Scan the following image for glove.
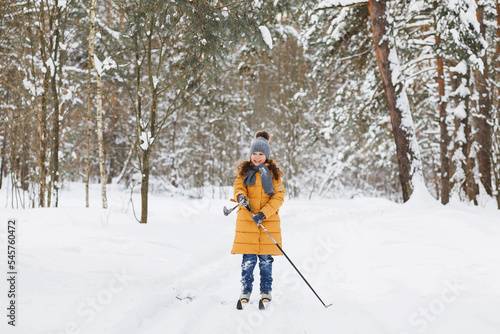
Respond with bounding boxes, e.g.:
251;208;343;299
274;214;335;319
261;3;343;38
238;194;249;207
252;212;266;226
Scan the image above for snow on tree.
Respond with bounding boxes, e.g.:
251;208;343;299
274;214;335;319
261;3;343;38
1;0;499;210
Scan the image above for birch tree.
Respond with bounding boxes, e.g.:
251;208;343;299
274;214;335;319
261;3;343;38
46;0;66;207
38;1;52;207
88;0;108;209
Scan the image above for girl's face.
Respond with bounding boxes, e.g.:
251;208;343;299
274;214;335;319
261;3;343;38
251;152;266;166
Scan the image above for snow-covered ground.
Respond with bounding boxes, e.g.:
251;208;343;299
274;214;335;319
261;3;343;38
1;183;500;334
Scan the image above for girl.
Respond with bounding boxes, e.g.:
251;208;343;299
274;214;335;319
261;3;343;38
231;130;286;308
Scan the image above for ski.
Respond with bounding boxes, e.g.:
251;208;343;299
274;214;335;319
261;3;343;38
237;291;251;310
259;291;271;310
258;298;270;310
236;298;249;310
236;297;270;310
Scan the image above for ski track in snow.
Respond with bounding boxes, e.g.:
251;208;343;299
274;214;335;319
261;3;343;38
1;183;500;334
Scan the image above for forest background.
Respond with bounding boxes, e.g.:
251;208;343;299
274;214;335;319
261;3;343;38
1;0;500;223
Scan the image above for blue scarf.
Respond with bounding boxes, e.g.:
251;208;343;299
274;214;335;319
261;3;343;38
243;165;275;196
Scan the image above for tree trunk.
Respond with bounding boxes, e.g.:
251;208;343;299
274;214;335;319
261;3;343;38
21;130;29;192
496;0;500;209
88;0;107;209
140;17;159;224
38;11;50;207
0;125;6;189
495;0;500;62
133;18;144;222
50;2;61;207
450;68;478;204
95;64;107;209
435;33;450;204
368;0;423;202
473;1;493;196
140;150;150;224
39;76;49;207
86;0;94;208
86;61;92;208
464;72;479;204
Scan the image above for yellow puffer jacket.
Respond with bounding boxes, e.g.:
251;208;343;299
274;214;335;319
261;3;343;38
231;168;285;255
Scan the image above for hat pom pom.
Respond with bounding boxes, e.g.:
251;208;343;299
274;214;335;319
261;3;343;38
255;130;270;142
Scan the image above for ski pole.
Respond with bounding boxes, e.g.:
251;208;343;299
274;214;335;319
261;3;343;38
259;223;333;308
223;201;253;216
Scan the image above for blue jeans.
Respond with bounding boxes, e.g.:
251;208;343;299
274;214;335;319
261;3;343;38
241;254;274;293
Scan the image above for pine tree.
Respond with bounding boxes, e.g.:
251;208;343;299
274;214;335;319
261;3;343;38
473;0;493;197
368;0;424;201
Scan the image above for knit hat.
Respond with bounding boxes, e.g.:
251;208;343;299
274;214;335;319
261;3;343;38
249;130;271;159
